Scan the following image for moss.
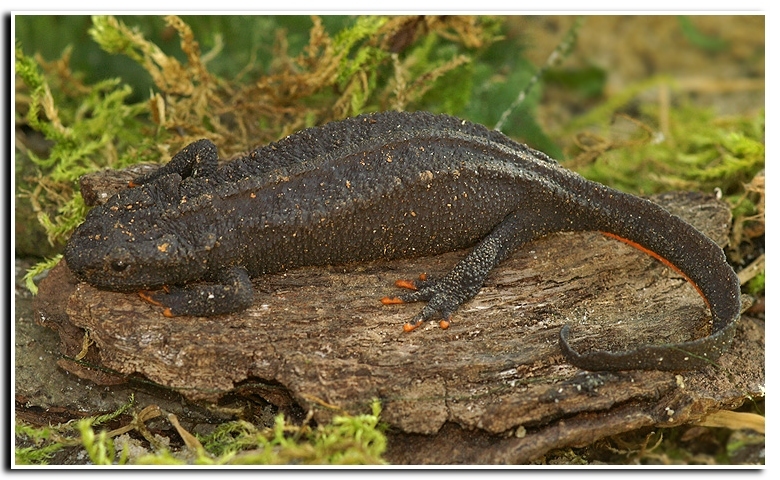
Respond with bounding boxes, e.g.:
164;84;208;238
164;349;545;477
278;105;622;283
745;270;765;296
15;396;386;465
558;79;764;265
15;395;135;465
22;254;61;295
191;400;386;465
15;40;155;254
14;423;68;465
560;79;764;196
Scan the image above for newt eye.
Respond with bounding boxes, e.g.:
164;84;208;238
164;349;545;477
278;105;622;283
110;260;129;272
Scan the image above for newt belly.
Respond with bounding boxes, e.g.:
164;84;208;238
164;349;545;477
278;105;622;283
63;111;742;372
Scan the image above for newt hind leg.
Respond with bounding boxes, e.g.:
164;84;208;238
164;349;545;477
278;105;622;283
381;276;460;331
382;211;553;332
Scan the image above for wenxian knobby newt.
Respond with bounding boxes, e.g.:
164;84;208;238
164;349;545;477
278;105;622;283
63;111;742;372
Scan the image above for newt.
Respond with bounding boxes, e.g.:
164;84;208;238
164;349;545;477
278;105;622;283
63;111;742;372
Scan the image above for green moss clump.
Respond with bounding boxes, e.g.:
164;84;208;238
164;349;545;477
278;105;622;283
191;400;386;465
15;42;155;256
566;98;764;197
15;395;135;465
15;396;387;465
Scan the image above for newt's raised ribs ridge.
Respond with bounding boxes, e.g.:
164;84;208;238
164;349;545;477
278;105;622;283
63;110;741;372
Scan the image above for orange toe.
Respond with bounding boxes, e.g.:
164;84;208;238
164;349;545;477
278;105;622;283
381;296;405;305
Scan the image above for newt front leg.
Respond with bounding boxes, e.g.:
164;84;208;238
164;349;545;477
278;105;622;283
140;266;254;317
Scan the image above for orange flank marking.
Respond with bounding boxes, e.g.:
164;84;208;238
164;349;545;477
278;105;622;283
163;308;175;318
418;273;428;281
599;231;710;308
381;296;405;305
128;180;140;188
439;319;451;330
394;279;418;290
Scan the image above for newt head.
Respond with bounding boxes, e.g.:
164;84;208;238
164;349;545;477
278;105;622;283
63;178;211;292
